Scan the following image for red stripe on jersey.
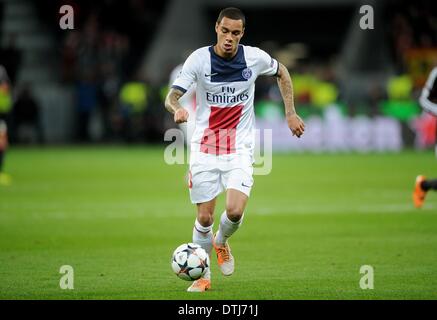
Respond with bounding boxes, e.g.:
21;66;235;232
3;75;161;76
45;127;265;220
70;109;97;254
200;105;243;155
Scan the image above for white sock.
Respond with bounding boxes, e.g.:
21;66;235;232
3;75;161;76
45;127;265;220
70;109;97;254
192;219;213;280
215;211;244;246
193;219;213;255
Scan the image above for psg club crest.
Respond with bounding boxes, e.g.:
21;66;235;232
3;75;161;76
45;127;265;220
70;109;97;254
242;68;252;80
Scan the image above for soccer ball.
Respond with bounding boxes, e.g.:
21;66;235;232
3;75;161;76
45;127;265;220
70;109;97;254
171;243;209;281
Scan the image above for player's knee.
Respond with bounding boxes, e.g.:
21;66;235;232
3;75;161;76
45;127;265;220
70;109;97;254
225;205;244;222
197;211;213;226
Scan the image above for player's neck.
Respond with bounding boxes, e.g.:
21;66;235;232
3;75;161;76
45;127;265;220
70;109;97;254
213;44;238;60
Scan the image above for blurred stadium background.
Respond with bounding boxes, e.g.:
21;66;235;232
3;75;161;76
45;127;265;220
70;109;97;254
0;0;436;149
1;0;437;300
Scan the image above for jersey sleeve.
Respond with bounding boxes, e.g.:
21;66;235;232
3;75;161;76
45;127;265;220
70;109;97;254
171;51;200;93
168;64;182;87
256;48;279;77
419;67;437;116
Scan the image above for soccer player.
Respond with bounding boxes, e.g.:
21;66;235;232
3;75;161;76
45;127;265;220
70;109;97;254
165;7;305;292
413;66;437;208
0;65;12;186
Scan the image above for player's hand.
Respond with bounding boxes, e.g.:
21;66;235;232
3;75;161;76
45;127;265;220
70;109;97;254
174;108;189;124
287;113;305;138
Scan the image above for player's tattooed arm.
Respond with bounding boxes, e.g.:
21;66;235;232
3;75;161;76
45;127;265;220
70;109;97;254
276;63;305;138
165;88;189;124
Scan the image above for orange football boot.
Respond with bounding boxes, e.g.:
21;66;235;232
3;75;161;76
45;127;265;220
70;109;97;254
213;235;235;276
413;175;427;208
187;278;211;292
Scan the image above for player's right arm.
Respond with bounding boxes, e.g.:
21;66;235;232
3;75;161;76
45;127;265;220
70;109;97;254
165;50;200;124
165;88;189;124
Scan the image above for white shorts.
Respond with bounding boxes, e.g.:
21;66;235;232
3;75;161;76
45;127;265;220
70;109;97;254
188;152;254;204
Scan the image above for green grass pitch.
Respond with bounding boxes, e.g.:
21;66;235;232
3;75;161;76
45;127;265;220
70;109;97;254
1;146;437;299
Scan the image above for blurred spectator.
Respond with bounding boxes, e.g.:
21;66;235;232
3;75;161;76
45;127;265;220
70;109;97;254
367;84;387;117
0;65;12;121
61;31;81;83
100;62;121;141
12;85;42;144
76;71;98;142
387;0;437;75
59;11;134;142
76;14;100;80
115;73;149;142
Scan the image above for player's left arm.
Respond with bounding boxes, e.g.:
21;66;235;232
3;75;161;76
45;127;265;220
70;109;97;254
276;63;305;138
165;88;189;124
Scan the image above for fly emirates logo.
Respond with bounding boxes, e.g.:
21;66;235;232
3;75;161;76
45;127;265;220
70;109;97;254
206;86;249;105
